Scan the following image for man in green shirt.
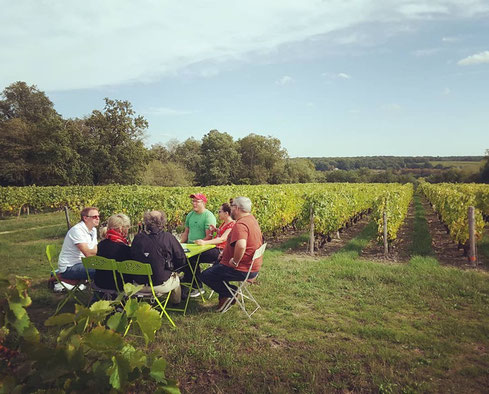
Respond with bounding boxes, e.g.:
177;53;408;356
181;193;217;297
181;193;217;243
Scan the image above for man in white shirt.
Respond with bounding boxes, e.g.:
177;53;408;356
57;207;99;280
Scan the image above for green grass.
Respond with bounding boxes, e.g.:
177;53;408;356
0;211;67;278
411;194;433;256
480;231;489;265
1;212;489;392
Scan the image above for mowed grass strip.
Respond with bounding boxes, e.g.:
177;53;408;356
1;212;489;392
411;193;433;256
0;211;67;278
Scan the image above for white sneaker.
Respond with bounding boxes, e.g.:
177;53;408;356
190;288;205;298
61;281;76;290
54;282;85;292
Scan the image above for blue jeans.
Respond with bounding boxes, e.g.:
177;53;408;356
200;263;257;298
182;248;221;288
61;263;95;280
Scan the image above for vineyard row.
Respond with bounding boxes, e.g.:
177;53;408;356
0;183;413;243
419;183;489;245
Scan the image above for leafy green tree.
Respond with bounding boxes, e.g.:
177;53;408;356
284;158;318;183
150;142;172;162
0;81;58;123
61;118;96;184
142;160;193;186
480;149;489;183
199;130;240;185
84;98;150;184
326;169;360;183
0;118;30;185
173;137;202;176
0;82;83;186
237;134;288;184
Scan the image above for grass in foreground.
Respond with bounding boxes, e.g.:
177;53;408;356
156;223;489;393
1;212;489;392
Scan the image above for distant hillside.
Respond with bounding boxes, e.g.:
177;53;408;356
306;156;484;171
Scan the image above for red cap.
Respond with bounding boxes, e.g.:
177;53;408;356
190;193;207;203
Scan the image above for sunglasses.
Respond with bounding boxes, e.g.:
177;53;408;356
86;215;100;219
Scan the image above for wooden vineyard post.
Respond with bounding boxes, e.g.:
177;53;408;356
383;211;388;257
64;206;71;230
468;206;477;263
309;205;314;256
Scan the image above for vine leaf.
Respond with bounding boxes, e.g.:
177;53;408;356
150;357;167;382
107;312;128;334
108;355;130;390
45;313;75;327
84;326;124;352
134;303;162;345
121;344;147;369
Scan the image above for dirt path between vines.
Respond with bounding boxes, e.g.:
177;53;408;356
267;214;371;257
270;197;488;271
360;200;414;263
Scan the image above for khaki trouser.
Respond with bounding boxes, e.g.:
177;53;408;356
140;272;181;304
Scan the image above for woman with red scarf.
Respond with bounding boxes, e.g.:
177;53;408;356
95;213;132;290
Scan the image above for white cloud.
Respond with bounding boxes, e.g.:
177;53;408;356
380;103;402;112
321;72;352;80
1;0;488;91
398;3;449;18
276;76;294;86
442;36;460;43
337;73;351;79
457;50;489;66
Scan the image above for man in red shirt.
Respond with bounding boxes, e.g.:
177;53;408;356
200;196;263;312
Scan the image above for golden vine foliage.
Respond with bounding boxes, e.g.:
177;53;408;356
420;183;488;244
0;183;413;240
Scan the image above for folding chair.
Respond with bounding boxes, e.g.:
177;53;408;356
46;244;87;315
117;260;176;328
82;256;120;300
221;243;267;317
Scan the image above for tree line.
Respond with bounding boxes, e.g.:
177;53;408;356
0;82;321;187
1;81;488;187
310;156;483;171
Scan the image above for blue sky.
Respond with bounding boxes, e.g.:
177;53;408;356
1;1;488;157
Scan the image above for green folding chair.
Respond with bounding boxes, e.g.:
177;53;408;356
82;256;120;300
221;243;267;317
117;260;176;328
46;244;86;315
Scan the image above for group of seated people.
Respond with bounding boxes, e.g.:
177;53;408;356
55;193;263;311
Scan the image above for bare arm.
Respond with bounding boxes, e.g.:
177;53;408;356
76;242;97;257
180;227;189;243
230;239;246;267
195;227;232;246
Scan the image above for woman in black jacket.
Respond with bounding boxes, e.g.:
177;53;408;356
95;213;132;290
130;210;186;303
